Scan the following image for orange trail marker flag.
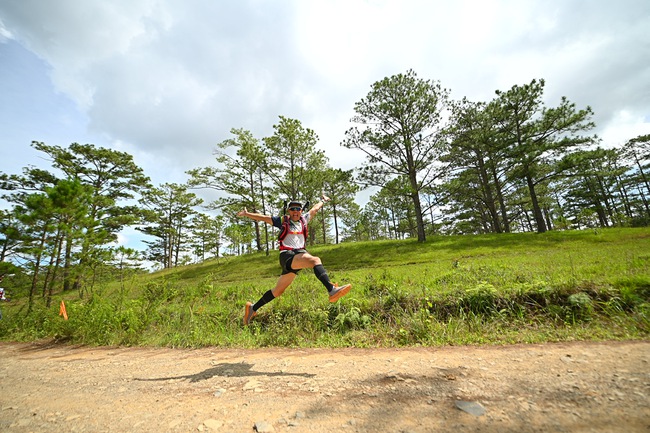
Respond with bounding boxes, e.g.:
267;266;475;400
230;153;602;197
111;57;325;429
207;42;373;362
59;300;68;320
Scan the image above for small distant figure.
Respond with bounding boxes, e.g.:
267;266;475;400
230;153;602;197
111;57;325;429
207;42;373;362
0;275;8;320
0;275;8;302
237;196;352;325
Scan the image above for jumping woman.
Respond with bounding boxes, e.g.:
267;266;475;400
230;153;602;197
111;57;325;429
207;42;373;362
236;195;352;325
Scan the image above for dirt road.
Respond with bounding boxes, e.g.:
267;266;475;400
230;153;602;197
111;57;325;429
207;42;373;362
1;340;648;432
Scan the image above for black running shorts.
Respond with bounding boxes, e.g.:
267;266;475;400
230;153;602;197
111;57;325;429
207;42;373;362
279;249;306;275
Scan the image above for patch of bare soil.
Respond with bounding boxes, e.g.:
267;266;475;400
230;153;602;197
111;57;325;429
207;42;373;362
1;340;648;432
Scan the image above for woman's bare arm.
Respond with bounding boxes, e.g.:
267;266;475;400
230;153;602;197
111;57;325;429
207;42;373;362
237;208;274;225
308;195;330;220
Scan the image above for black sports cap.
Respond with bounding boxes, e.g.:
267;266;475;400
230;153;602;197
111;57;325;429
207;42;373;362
288;200;302;208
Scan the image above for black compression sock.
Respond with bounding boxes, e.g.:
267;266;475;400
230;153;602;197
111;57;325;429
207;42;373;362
314;264;334;292
253;290;275;311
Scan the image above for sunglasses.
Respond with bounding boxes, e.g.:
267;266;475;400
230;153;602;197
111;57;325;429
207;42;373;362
288;206;302;211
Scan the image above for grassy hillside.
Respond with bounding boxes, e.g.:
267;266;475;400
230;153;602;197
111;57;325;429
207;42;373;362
1;227;649;348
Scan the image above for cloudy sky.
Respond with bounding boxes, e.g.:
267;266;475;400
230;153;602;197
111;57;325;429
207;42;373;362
1;0;649;196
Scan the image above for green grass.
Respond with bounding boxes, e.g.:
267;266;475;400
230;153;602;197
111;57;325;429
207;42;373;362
1;227;649;348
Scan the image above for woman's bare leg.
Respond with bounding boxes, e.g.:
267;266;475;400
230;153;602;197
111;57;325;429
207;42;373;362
290;252;321;270
272;272;297;297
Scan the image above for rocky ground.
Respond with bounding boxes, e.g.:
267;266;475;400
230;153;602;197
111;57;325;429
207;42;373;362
1;340;648;432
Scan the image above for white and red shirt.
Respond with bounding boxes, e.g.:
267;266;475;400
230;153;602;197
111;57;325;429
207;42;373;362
272;213;311;250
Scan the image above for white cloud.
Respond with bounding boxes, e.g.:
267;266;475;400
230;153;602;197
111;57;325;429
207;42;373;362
599;110;650;147
1;0;649;190
0;17;13;42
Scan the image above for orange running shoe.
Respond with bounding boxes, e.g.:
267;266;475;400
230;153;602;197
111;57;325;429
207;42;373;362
328;283;352;303
243;301;257;325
